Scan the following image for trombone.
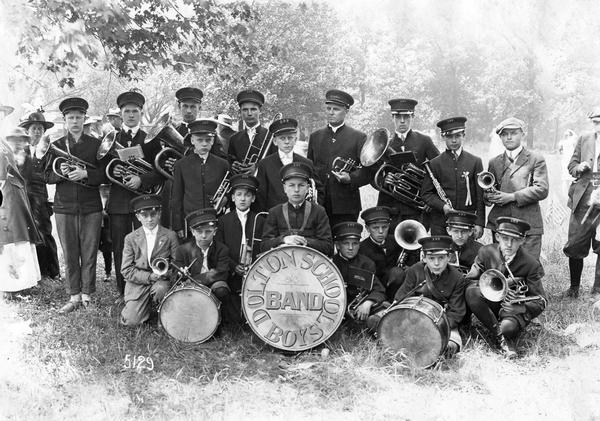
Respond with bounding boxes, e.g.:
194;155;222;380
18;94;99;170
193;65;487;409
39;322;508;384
97;131;163;195
239;212;268;272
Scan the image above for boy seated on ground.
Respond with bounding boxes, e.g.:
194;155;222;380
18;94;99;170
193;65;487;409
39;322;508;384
445;210;483;273
120;194;179;326
261;162;332;256
465;217;547;358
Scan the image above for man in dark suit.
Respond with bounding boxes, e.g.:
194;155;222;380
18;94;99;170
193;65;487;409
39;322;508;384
43;97;107;313
261;162;332;256
445;210;483;273
377;98;439;229
485;117;548;261
172;119;229;238
228;89;277;175
105;90;164;303
174;87;226;158
465;217;547;358
307;89;370;227
120;195;179;326
256;118;322;212
563;108;600;298
422;116;485;236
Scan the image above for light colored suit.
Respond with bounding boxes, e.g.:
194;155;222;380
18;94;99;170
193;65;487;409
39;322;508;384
120;225;179;326
566;132;596;211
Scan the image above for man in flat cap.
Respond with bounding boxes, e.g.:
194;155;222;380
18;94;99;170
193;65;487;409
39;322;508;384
256;117;322;212
228;89;276;175
261;162;333;255
485;117;548;261
19;110;60;282
307;89;370;227
43;97;107;313
465;217;547;358
563;108;600;298
378;98;439;229
422;116;485;237
174;87;226;159
106;90;164;304
172;119;229;238
120;194;179;326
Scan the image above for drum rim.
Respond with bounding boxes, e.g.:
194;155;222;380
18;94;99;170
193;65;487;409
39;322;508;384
159;284;221;344
241;245;347;352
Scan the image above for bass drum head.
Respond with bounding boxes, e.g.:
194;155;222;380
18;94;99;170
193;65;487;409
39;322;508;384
159;287;220;344
377;297;448;368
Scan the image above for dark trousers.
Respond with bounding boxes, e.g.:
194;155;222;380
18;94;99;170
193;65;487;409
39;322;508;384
55;212;102;295
99;212;112;276
36;203;60;278
110;213;140;296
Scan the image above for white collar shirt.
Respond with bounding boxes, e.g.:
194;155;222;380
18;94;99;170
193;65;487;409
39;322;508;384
236;208;250;244
278;150;294;166
143;226;159;265
507;145;524;161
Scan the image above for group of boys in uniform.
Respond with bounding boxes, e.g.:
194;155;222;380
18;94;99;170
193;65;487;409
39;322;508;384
11;86;555;361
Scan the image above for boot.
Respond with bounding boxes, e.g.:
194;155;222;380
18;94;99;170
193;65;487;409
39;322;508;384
564;258;583;298
494;325;514;358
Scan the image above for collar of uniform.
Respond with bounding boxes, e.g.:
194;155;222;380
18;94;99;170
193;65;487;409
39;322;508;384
123;124;140;138
395;130;409;141
143;225;158;237
244;122;260;131
195;152;209;162
196;241;213;254
369;236;386;248
447;147;463;158
278;150;293;162
506;145;523;161
288;200;306;211
67;131;83;144
328;122;345;133
236;208;250;220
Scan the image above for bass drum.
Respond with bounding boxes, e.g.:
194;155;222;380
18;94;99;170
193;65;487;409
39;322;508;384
242;245;346;352
377;296;449;368
159;283;221;344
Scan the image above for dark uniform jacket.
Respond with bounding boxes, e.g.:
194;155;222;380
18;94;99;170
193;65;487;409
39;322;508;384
376;130;439;214
359;236;402;284
171;153;229;231
227;126;277;164
18;154;49;231
449;238;483;274
421;149;485;228
173;240;232;287
176;122;227;159
0;143;42;245
260;201;333;256
486;148;549;235
333;253;386;305
43;133;106;214
394;262;466;329
466;243;547;322
307;124;370;216
255;152;323;212
216;210;265;267
566;132;597;211
121;226;179;301
106;129;164;214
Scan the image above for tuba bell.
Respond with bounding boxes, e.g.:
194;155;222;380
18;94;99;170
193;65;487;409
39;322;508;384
98;131;163;195
151;112;188;180
477;171;496;192
394;219;427;267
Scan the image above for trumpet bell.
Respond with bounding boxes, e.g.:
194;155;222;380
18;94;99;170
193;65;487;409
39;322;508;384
394;219;427;250
360;128;390;167
479;269;507;302
477;171;496;190
151;258;169;276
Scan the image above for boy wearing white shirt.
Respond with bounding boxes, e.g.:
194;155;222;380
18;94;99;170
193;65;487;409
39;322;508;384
120;195;179;326
256;118;321;212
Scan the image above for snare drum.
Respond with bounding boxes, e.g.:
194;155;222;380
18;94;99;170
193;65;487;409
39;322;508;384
377;296;449;368
159;283;221;344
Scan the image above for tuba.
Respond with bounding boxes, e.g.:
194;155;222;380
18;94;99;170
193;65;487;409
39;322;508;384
98;131;163;195
394;219;427;267
151;112;189;180
479;269;545;305
477;171;496;192
211;113;282;215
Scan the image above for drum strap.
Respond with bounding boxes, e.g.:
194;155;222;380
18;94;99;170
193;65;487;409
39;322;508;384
282;202;312;235
424;268;448;305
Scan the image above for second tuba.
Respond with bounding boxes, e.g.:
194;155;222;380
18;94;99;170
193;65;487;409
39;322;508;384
151;112;189;180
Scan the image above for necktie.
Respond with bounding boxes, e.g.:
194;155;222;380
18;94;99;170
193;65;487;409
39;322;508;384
507;153;514;163
126;129;133;147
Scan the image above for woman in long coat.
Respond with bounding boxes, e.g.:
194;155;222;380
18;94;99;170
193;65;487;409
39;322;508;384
0;128;42;298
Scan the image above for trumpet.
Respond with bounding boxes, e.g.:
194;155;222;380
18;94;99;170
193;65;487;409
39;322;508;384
479;268;545;305
150;257;170;276
211;113;282;214
151;257;202;286
477;171;497;192
150;112;189;180
394;219;427;267
98;131;163;195
42;141;98;188
332;156;361;173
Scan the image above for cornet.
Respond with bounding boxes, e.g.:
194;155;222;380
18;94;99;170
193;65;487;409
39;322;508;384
479;269;545;305
150;257;170;276
477;171;497;192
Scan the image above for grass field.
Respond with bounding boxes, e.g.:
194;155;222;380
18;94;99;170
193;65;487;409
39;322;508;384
2;154;600;420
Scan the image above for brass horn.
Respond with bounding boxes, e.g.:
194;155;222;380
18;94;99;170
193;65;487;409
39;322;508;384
331;127;391;173
45;141;98;188
150;257;170;276
151;112;188;180
479;269;508;302
394;219;427;268
477;171;496;192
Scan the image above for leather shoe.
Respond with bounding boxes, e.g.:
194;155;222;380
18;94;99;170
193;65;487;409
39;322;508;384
562;287;579;299
58;301;81;314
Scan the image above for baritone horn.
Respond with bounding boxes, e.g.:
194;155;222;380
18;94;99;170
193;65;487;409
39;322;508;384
151;112;189;180
331;127;390;174
394;219;427;267
40;139;98;188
